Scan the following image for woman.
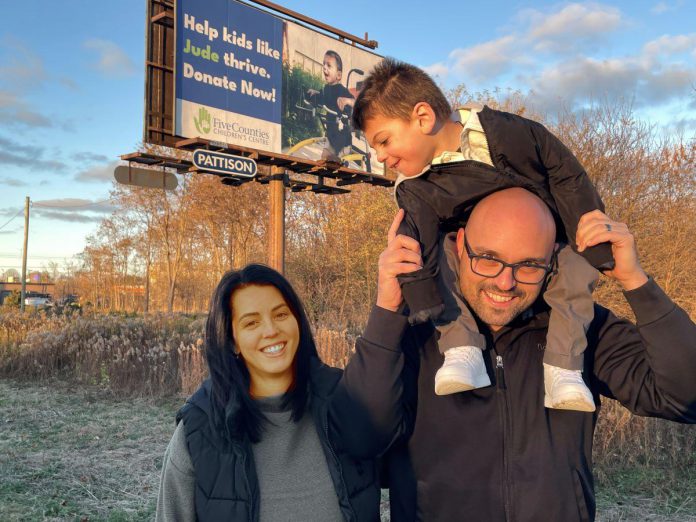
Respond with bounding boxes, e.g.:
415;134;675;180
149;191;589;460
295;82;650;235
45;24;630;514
155;264;380;521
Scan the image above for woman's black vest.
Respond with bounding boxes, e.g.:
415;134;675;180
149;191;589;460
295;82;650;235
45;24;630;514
176;360;380;521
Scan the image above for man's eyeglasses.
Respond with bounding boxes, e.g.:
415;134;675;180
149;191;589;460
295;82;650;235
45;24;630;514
464;238;556;285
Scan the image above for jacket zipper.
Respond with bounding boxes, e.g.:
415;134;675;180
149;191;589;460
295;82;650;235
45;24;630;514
237;446;256;522
496;353;513;522
323;411;357;522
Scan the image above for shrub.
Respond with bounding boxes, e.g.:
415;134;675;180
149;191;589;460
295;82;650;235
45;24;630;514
0;312;206;396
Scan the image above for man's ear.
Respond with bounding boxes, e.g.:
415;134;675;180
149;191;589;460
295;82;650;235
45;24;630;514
456;228;466;260
412;102;438;135
551;241;560;263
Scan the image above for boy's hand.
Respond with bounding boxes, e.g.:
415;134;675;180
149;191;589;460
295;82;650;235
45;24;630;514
337;97;354;112
377;209;423;312
576;210;648;291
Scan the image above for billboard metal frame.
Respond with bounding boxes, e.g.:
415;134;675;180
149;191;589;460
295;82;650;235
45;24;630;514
138;0;394;186
125;0;394;274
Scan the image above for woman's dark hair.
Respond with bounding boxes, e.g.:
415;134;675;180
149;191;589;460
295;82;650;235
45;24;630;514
205;264;318;443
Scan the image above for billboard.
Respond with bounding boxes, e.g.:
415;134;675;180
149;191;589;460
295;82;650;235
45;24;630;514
174;0;384;175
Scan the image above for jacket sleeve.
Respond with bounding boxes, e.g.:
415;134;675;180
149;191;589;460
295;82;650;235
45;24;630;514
327;306;416;458
395;182;446;323
529;121;615;271
590;278;696;422
155;421;196;522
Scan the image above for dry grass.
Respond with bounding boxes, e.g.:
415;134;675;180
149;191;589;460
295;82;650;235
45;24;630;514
0;310;207;397
0;311;353;398
1;378;693;521
1;311;695;520
0;378;180;520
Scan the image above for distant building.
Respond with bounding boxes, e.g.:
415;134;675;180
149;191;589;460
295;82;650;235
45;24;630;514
0;282;55;306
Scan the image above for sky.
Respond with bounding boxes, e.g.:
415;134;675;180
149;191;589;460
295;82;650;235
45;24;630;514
1;0;694;275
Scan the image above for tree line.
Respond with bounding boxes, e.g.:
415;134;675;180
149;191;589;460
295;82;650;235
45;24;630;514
57;96;695;328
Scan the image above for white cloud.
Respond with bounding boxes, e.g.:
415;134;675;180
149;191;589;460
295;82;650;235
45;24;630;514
72;151;110;163
423;62;449;81
651;1;683;14
32;198;115;223
528;3;622;43
524;55;695;113
652;2;669;13
0;177;28;187
643;34;696;58
0;135;65;170
0;38;47;91
0;89;53;129
422;3;695;115
32;210;105;224
75;161;120;183
424;3;626;84
448;36;518;82
83;39;136;77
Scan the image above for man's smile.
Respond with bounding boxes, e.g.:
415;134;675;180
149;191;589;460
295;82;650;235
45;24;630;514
483;290;515;304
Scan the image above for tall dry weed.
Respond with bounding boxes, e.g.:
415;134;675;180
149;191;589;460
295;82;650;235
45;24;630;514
0;311;206;397
3;309;694;485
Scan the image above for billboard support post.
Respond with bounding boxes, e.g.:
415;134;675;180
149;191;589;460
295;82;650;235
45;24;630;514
268;166;285;274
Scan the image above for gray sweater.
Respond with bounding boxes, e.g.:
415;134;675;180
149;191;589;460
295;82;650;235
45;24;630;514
155;395;344;521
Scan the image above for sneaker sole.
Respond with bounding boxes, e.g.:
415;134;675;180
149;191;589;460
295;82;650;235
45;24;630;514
435;372;491;396
544;394;596;412
435;381;476;395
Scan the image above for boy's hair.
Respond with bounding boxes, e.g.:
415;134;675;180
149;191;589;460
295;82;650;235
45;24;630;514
324;50;343;72
352;57;451;131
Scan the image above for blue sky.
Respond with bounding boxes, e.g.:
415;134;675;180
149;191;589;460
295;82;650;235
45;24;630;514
1;0;694;274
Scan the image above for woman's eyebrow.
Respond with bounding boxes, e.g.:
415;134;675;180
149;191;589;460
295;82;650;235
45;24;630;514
237;311;260;321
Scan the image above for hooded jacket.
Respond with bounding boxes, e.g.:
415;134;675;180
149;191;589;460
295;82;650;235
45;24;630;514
332;279;696;521
178;358;381;521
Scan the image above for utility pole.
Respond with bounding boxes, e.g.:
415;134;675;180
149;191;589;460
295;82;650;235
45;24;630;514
268;166;286;274
20;196;30;312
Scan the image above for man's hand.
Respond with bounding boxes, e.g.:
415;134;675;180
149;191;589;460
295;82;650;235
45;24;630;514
576;210;648;291
377;209;423;312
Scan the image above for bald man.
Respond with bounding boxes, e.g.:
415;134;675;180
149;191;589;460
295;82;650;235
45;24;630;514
336;188;696;521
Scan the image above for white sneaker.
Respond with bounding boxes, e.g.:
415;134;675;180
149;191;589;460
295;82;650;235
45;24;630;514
543;363;596;412
434;346;491;396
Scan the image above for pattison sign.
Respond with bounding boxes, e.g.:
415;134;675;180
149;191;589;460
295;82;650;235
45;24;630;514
192;149;257;178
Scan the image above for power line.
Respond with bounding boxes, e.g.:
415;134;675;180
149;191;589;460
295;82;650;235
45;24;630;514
0;252;76;258
0;208;23;231
0;255;74;260
32;199;112;209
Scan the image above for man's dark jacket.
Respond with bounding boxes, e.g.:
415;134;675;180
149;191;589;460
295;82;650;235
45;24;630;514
331;280;696;521
178;358;380;521
396;106;614;322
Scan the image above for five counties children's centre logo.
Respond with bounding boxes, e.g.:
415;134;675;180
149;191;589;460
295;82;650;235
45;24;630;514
193;107;212;134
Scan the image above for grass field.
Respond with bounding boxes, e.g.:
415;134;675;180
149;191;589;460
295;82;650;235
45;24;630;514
1;378;694;521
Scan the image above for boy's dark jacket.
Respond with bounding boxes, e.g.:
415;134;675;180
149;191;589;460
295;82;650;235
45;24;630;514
177;358;380;521
330;279;696;521
396;106;614;322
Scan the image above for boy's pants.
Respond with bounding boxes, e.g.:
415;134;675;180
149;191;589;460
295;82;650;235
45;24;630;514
436;233;598;371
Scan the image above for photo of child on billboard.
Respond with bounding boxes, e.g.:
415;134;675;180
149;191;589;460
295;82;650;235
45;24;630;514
281;22;383;175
